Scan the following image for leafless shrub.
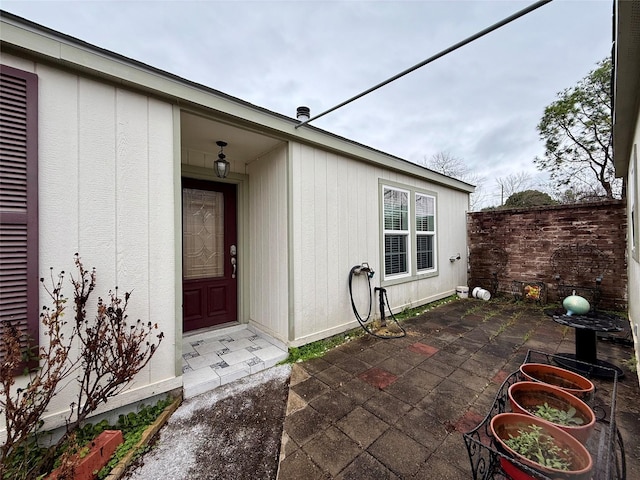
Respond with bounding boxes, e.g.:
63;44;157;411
0;255;163;479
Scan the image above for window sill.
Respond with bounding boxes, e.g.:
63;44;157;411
382;270;438;287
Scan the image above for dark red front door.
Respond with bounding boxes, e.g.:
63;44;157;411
182;179;237;332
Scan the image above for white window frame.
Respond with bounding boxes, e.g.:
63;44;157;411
631;145;639;262
380;181;438;283
415;192;437;273
382;185;411;279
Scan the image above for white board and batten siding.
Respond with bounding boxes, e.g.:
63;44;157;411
627;102;640;358
246;144;289;342
0;53;180;435
290;142;469;346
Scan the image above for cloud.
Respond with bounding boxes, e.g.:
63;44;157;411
3;0;612;201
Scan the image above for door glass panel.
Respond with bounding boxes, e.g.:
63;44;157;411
183;188;224;279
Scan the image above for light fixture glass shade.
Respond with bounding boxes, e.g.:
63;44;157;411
214;140;230;178
215;158;230;178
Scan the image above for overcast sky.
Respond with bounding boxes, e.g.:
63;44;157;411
3;0;612;207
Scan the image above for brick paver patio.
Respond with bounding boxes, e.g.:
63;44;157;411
277;298;639;479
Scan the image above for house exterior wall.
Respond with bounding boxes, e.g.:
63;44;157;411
627;101;640;366
0;53;180;436
0;12;475;435
246;144;289;342
289;142;469;345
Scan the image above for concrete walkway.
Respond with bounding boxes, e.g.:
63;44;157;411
277;299;640;479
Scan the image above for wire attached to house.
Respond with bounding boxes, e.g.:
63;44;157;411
348;264;406;339
296;0;553;129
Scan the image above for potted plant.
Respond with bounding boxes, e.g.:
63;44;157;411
520;363;594;400
491;413;593;480
508;382;595;443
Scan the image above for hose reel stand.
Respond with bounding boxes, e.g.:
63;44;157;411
348;263;406;339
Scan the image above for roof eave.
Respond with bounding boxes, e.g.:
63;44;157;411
613;0;640;178
0;10;474;194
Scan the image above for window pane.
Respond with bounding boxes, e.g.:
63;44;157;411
183;188;224;279
384;189;408;230
416;234;434;270
385;234;407;275
416;194;435;232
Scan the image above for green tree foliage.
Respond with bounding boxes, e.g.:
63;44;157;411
535;57;622;200
504;190;557;208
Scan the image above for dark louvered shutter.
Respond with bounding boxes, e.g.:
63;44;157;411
0;65;38;365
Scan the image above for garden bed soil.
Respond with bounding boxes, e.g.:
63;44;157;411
123;365;291;480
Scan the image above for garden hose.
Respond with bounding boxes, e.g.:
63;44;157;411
348;264;406;339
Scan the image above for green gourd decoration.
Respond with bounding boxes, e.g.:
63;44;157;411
562;291;590;316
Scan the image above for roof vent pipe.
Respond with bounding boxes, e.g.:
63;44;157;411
296;106;310;122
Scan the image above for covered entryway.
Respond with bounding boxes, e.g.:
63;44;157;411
179;111;285;337
179;111;290;395
182;178;237;332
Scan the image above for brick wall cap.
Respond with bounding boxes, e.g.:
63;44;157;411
468;199;626;217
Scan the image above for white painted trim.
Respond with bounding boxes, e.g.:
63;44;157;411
288;319;362;348
381;185;412;280
180;164;250;330
172;105;183;378
287;141;295;343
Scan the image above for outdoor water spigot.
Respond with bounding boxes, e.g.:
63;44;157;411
351;262;374;277
360;262;375;278
361;262;376;278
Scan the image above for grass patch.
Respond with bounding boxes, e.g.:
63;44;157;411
284;330;363;363
481;308;502;323
283;294;459;364
624;355;637;373
462;303;484;318
489;311;521;341
393;294;459;321
522;328;534;343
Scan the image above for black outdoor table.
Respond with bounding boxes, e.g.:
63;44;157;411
552;311;624;379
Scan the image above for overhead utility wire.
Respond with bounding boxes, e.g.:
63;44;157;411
295;0;553;129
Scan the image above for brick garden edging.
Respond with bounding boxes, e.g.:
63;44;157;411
104;396;182;480
48;430;124;480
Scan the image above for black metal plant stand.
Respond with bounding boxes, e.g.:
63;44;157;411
463;350;625;479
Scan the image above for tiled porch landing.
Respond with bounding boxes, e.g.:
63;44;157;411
182;324;289;398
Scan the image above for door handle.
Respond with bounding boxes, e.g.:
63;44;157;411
231;257;237;279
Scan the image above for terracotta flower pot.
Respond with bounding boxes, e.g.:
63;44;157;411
491;413;593;480
520;363;594;400
508;382;595;443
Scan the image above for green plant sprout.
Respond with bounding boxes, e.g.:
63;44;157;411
624;355;637;373
505;424;572;471
530;403;584;426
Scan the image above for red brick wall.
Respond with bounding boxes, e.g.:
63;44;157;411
467;200;627;309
